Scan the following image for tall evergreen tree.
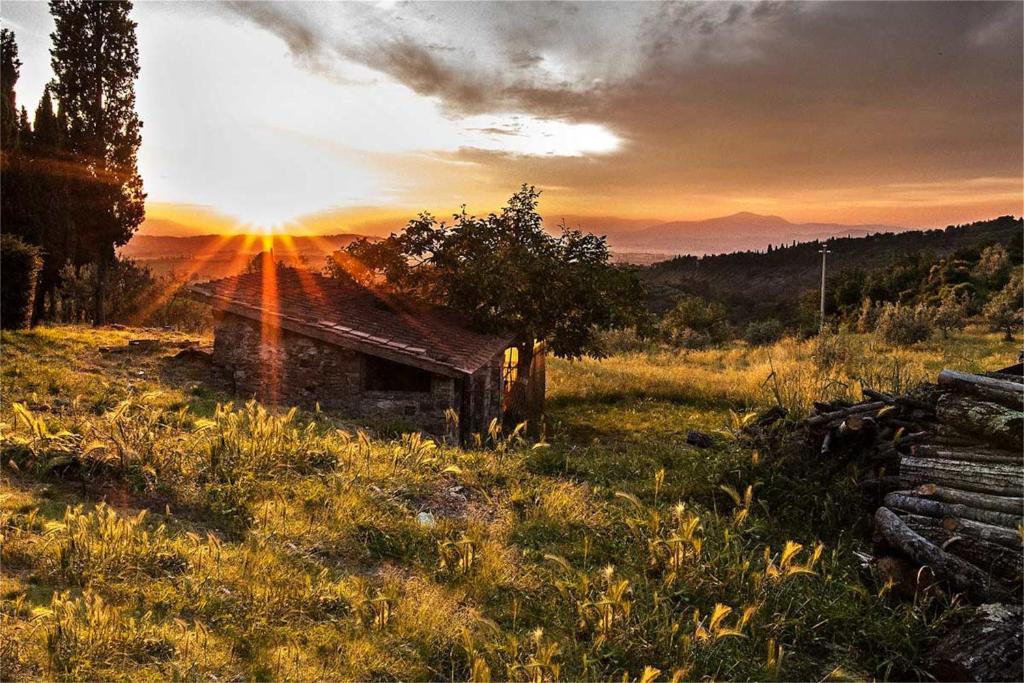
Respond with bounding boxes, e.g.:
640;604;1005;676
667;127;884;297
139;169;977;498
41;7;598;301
0;27;19;151
29;86;70;323
1;28;28;241
49;0;145;324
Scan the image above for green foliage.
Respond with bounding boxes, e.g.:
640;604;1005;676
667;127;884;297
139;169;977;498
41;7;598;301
336;185;646;358
48;0;146;324
982;269;1024;341
0;233;42;329
1;27;20;150
646;217;1022;328
743;319;783;346
660;295;730;348
932;290;970;338
52;257;209;331
875;303;934;346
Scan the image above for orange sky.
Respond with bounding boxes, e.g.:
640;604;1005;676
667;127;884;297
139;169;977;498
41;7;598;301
4;1;1021;237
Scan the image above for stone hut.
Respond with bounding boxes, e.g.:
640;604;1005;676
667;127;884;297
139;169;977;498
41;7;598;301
190;268;544;440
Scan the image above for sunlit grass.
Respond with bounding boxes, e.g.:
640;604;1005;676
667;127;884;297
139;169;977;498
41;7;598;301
548;327;1018;417
1;324;1002;680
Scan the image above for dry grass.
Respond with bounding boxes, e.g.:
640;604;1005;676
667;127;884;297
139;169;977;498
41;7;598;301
2;324;1009;681
548;327;1018;417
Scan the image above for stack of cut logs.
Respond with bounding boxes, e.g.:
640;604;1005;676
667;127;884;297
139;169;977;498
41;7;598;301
799;366;1023;681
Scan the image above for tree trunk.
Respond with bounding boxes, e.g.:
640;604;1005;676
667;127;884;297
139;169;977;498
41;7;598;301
30;268;48;327
913;483;1024;514
928;603;1023;682
912;444;1022;465
883;491;1022;530
899;456;1023;497
874;507;1011;602
935;394;1023;450
903;514;1023;582
937;370;1024;410
93;252;107;326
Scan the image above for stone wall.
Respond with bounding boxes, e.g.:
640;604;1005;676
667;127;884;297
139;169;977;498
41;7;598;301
461;349;505;440
211;312;460;435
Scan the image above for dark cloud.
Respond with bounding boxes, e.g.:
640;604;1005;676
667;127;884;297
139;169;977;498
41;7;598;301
220;1;1022;219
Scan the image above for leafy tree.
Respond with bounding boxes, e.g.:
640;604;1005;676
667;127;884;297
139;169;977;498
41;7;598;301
973;244;1011;290
335;185;645;419
932;290;970;338
660;295;730;348
49;0;145;324
875;303;933;346
982;270;1023;341
743;318;784;346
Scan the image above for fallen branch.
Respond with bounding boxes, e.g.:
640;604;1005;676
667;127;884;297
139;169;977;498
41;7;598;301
883;491;1022;530
874;507;1011;602
903;514;1023;582
913;483;1024;515
805;401;886;428
938;369;1024;410
912;444;1022;465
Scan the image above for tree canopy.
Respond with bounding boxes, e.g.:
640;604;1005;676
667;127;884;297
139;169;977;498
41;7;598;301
331;185;645;359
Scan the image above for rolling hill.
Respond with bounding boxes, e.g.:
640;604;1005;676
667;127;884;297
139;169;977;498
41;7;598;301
609;212;899;255
120;233;373;280
641;215;1023;325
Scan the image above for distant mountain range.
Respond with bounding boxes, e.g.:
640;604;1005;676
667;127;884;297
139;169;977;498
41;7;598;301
120;233;372;281
595;212;900;256
136;211;908;260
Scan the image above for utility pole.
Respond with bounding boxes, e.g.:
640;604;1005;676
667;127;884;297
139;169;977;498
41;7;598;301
819;243;831;332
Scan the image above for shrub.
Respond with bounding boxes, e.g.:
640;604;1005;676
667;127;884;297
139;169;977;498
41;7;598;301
932;290;970;338
53;257;211;331
1;233;42;329
875;303;934;346
982;270;1024;341
660;295;730;349
855;298;880;333
596;326;656;355
743;319;784;346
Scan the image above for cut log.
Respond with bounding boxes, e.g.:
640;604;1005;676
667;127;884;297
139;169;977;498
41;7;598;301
900;512;1023;551
912;444;1022;465
937;516;1022;550
899;456;1024;497
914;483;1024;515
883;491;1022;530
928;603;1023;682
935;394;1023;450
806;401;886;427
938;369;1024;410
862;388;894;403
874;507;1012;602
903;515;1023;581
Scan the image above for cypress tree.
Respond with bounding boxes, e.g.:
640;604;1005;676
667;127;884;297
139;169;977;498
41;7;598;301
49;0;145;325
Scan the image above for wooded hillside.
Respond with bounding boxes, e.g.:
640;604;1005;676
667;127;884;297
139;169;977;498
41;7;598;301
643;216;1022;326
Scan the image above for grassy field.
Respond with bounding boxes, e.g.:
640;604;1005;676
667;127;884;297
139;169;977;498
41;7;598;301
1;326;1017;681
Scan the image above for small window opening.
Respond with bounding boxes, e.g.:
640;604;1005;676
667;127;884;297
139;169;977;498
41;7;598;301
364;355;432;392
502;346;519;394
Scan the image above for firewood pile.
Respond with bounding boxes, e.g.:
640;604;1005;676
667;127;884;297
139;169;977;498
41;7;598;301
791;365;1023;681
797;367;1022;601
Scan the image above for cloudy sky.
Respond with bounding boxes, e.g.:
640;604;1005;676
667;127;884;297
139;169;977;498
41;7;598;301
2;1;1022;235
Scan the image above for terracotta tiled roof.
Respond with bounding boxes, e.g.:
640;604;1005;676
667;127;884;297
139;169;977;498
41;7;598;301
190;268;515;376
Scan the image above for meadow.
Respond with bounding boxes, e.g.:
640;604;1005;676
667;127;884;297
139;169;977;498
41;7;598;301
1;325;1018;681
